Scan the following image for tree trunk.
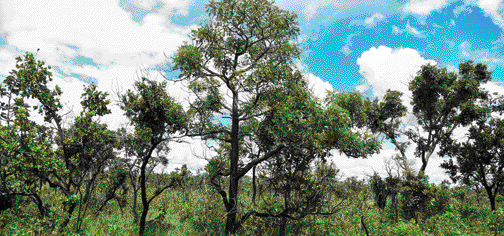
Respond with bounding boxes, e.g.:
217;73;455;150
59;202;77;231
419;156;428;173
28;193;46;220
484;185;496;211
131;175;140;224
252;166;256;205
279;217;287;236
279;185;291;236
225;95;240;235
139;159;149;236
225;177;239;235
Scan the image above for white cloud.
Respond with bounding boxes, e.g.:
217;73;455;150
453;2;473;17
364;13;385;26
0;0;209;173
391;22;426;37
274;0;385;20
356;45;436;106
1;0;195;71
305;73;334;101
402;0;451;15
406;22;423;35
392;25;401;34
476;0;504;29
482;81;504;96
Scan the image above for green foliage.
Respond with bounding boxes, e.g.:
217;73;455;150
488;207;504;235
423;212;467;236
371;173;389;210
408;61;492;172
398;170;434;221
440;101;504;211
382;220;425;236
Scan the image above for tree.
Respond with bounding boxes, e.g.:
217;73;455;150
242;72;379;235
0;52;65;227
407;61;491;173
172;0;302;234
119;77;189;236
0;52;118;233
440;96;504;211
361;62;492;174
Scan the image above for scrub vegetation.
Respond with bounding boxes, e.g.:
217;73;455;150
1;0;504;235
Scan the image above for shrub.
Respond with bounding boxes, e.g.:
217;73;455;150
423;212;467;236
488;207;504;235
383;220;425;236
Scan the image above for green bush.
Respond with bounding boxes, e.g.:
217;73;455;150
398;170;434;222
383;220;425;236
488;207;504;235
423;212;467;236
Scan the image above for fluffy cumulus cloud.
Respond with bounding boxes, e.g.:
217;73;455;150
0;0;196;72
402;0;451;15
305;73;334;101
356;45;436;101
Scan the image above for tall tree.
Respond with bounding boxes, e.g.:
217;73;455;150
440;95;504;211
172;0;301;234
119;77;189;236
407;61;491;173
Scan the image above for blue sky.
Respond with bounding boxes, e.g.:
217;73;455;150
1;0;504;182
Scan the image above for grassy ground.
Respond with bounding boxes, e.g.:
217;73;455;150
1;179;504;235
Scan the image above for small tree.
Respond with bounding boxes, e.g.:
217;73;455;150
0;52;118;233
119;77;189;235
243;73;380;235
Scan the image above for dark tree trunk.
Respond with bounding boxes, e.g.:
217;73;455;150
139;159;149;236
279;186;291;236
419;156;428;173
225;96;240;235
252;166;256;205
29;193;46;220
484;185;496;211
59;202;77;231
279;217;287;236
